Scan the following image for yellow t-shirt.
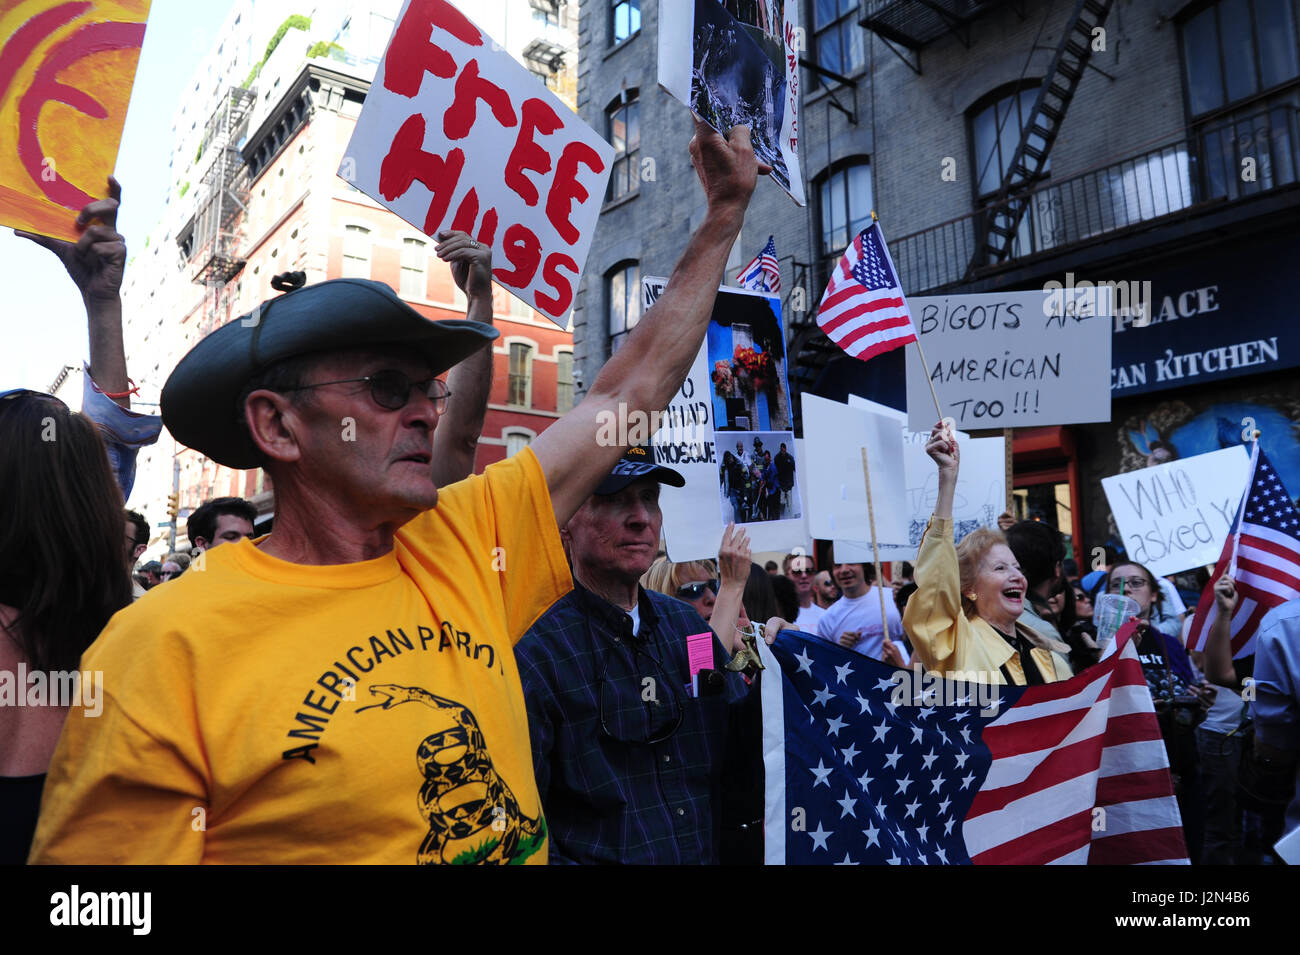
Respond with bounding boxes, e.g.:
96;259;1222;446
29;449;571;864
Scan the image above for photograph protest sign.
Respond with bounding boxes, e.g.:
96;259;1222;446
340;0;613;326
802;393;907;547
1101;445;1251;577
903;289;1112;431
0;0;150;241
658;0;805;205
644;277;807;560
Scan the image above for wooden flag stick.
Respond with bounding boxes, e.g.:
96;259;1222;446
861;446;891;659
1004;427;1015;515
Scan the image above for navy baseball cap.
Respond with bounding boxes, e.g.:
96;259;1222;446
593;445;686;496
161;278;497;468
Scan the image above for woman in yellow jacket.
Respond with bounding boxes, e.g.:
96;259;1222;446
902;423;1072;685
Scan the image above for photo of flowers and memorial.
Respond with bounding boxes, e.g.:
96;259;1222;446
707;289;791;432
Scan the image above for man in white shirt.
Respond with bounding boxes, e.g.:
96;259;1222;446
817;562;904;661
783;552;823;632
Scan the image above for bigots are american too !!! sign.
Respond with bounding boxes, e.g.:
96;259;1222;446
341;0;613;326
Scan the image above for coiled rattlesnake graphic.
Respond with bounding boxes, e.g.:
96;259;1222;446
359;683;545;864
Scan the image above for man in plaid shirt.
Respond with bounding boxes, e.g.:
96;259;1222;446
515;450;764;864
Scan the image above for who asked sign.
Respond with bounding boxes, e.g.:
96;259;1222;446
340;0;613;327
903;289;1112;431
1101;445;1251;577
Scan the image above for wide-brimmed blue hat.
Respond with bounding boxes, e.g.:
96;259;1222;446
161;278;497;468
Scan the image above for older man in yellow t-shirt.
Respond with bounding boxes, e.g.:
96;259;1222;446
29;120;763;865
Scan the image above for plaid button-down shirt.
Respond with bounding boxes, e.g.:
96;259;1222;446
515;582;754;864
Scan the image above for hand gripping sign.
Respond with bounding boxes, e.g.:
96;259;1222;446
0;1;150;241
341;0;613;327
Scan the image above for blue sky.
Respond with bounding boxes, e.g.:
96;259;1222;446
0;1;237;395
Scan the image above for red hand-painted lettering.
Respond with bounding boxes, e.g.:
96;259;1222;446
535;252;578;316
443;58;516;140
504;97;562;206
383;0;482;97
379;114;465;233
11;13;145;210
545;141;604;245
492;223;542;289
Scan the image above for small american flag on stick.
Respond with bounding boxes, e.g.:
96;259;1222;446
1186;445;1300;657
816;220;918;362
736;235;781;293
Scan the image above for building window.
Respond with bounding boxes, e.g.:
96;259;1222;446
556;350;574;413
1181;0;1300;199
341;224;371;278
968;85;1052;258
612;0;640;44
969;85;1049;199
607;261;641;353
508;342;534;407
505;431;532;457
1183;0;1299;116
818;161;873;256
400;237;426;298
607;92;639;201
813;0;864;77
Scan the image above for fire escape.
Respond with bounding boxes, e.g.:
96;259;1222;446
187;87;255;334
792;0;1110;418
968;0;1114;275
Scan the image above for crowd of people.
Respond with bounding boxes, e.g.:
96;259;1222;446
719;437;797;523
2;118;1296;867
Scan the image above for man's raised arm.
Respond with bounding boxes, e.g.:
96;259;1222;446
431;229;494;487
531;119;762;525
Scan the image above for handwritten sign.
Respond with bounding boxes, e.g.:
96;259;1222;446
848;396;1005;553
341;0;613;326
802;393;908;546
903;289;1111;431
0;0;149;240
646;278;808;561
1101;446;1251;577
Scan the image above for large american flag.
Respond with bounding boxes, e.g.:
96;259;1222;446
736;235;781;293
759;624;1187;864
1186;446;1300;657
816;221;918;361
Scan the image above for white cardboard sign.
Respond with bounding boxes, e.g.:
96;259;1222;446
1101;446;1252;576
904;289;1112;431
802;393;907;546
848;396;1005;556
340;0;613;326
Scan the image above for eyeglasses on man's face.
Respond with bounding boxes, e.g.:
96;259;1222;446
284;370;451;413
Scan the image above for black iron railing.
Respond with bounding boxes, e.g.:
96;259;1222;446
889;97;1300;294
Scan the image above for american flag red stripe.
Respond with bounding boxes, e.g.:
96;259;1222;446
962;624;1187;865
1186;447;1300;656
816;222;918;362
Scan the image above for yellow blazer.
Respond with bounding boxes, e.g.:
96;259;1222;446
903;517;1073;685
